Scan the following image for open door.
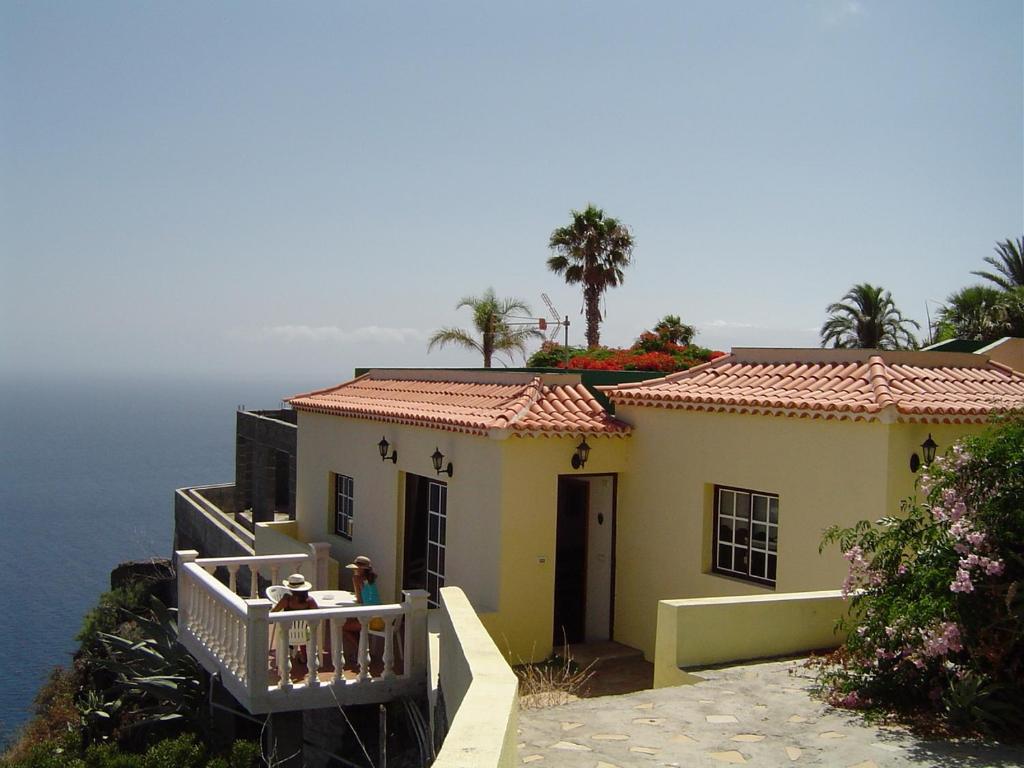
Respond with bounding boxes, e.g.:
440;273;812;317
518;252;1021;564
403;473;447;608
553;475;616;646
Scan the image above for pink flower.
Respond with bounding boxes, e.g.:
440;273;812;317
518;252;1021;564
950;569;974;593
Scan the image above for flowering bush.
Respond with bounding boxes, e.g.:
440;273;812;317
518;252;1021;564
528;336;723;372
818;413;1024;734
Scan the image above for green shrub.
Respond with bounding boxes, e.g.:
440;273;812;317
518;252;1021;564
204;741;259;768
77;583;150;651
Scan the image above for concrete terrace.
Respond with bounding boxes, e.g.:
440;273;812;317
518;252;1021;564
517;658;1024;767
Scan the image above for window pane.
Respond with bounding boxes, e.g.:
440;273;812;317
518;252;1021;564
429;483;440;510
439;516;446;544
751;551;766;579
438;547;445;576
734;516;749;545
718;517;734;544
735;547;749;575
767;554;777;582
428;544;439;572
734;493;750;521
719;490;734;517
752;495;768;522
717;544;732;571
769;498;779;524
751;523;768;549
768;527;778;552
429;514;439;542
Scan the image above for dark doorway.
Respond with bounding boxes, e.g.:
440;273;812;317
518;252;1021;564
403;475;429;594
554;477;589;645
403;474;447;608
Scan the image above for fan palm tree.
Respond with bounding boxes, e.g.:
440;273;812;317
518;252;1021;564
428;289;541;368
652;314;696;345
820;283;920;350
973;237;1024;290
936;285;1012;342
547;204;635;349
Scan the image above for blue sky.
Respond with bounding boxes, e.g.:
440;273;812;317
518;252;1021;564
2;1;1021;387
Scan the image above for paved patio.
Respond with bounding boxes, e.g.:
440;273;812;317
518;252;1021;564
517;658;1024;767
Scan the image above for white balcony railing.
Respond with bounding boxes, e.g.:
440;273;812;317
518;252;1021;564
175;549;429;714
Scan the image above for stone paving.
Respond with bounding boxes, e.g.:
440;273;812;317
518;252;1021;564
517;658;1024;767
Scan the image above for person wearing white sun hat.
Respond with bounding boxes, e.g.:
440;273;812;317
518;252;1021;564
270;573;319;669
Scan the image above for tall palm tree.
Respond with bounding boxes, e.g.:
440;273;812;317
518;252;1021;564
428;288;541;368
547;204;635;349
820;283;920;350
973;237;1024;290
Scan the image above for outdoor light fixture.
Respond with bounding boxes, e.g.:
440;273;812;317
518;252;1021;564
571;438;591;470
431;447;453;477
378;436;397;464
909;433;939;473
921;434;938;466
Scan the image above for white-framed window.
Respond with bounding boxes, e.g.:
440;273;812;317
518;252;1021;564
334;473;354;539
714;485;778;586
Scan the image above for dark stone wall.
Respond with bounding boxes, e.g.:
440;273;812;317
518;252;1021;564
235;410;297;523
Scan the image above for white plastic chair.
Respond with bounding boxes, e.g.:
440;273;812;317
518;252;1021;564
265;585;310;662
367;613;403;665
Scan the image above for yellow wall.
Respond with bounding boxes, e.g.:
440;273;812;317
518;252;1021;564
885;421;985;509
612;406;991;661
295;412;504;608
653;590;849;688
483;434;631;662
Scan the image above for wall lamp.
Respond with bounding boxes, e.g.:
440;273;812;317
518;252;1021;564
571;438;591;470
378;436;397;464
431;447;453;477
910;433;938;473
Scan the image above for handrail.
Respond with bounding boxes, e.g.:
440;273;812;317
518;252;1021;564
196;553;309;567
265;603;406;623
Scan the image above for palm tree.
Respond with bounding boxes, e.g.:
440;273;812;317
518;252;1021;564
428;289;541;368
652;314;695;345
972;237;1024;290
936;285;1012;342
820;283;920;350
547;204;635;349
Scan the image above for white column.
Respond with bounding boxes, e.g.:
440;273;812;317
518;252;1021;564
175;550;199;640
402;589;430;685
246;599;271;711
309;542;331;589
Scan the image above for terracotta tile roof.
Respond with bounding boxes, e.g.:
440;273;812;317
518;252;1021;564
287;370;631;437
601;349;1024;423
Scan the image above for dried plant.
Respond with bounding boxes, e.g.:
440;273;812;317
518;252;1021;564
513;643;596;710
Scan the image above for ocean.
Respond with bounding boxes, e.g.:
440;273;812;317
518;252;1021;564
0;373;310;744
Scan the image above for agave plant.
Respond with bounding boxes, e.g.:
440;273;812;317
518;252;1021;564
86;597;207;739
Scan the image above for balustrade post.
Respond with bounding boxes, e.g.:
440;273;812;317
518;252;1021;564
249;567;259;599
309;542;331;589
247;599;272;712
174;550;199;640
357;625;370;683
402;590;430;685
307;618;321;688
227;564;239;594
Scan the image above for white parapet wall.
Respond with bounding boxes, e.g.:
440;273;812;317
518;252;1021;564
434;586;519;768
654;590;849;688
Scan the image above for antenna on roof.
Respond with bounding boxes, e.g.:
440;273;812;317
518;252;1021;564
541;293;571;367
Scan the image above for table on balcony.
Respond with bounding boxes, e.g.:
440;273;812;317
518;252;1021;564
309;590;357;607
